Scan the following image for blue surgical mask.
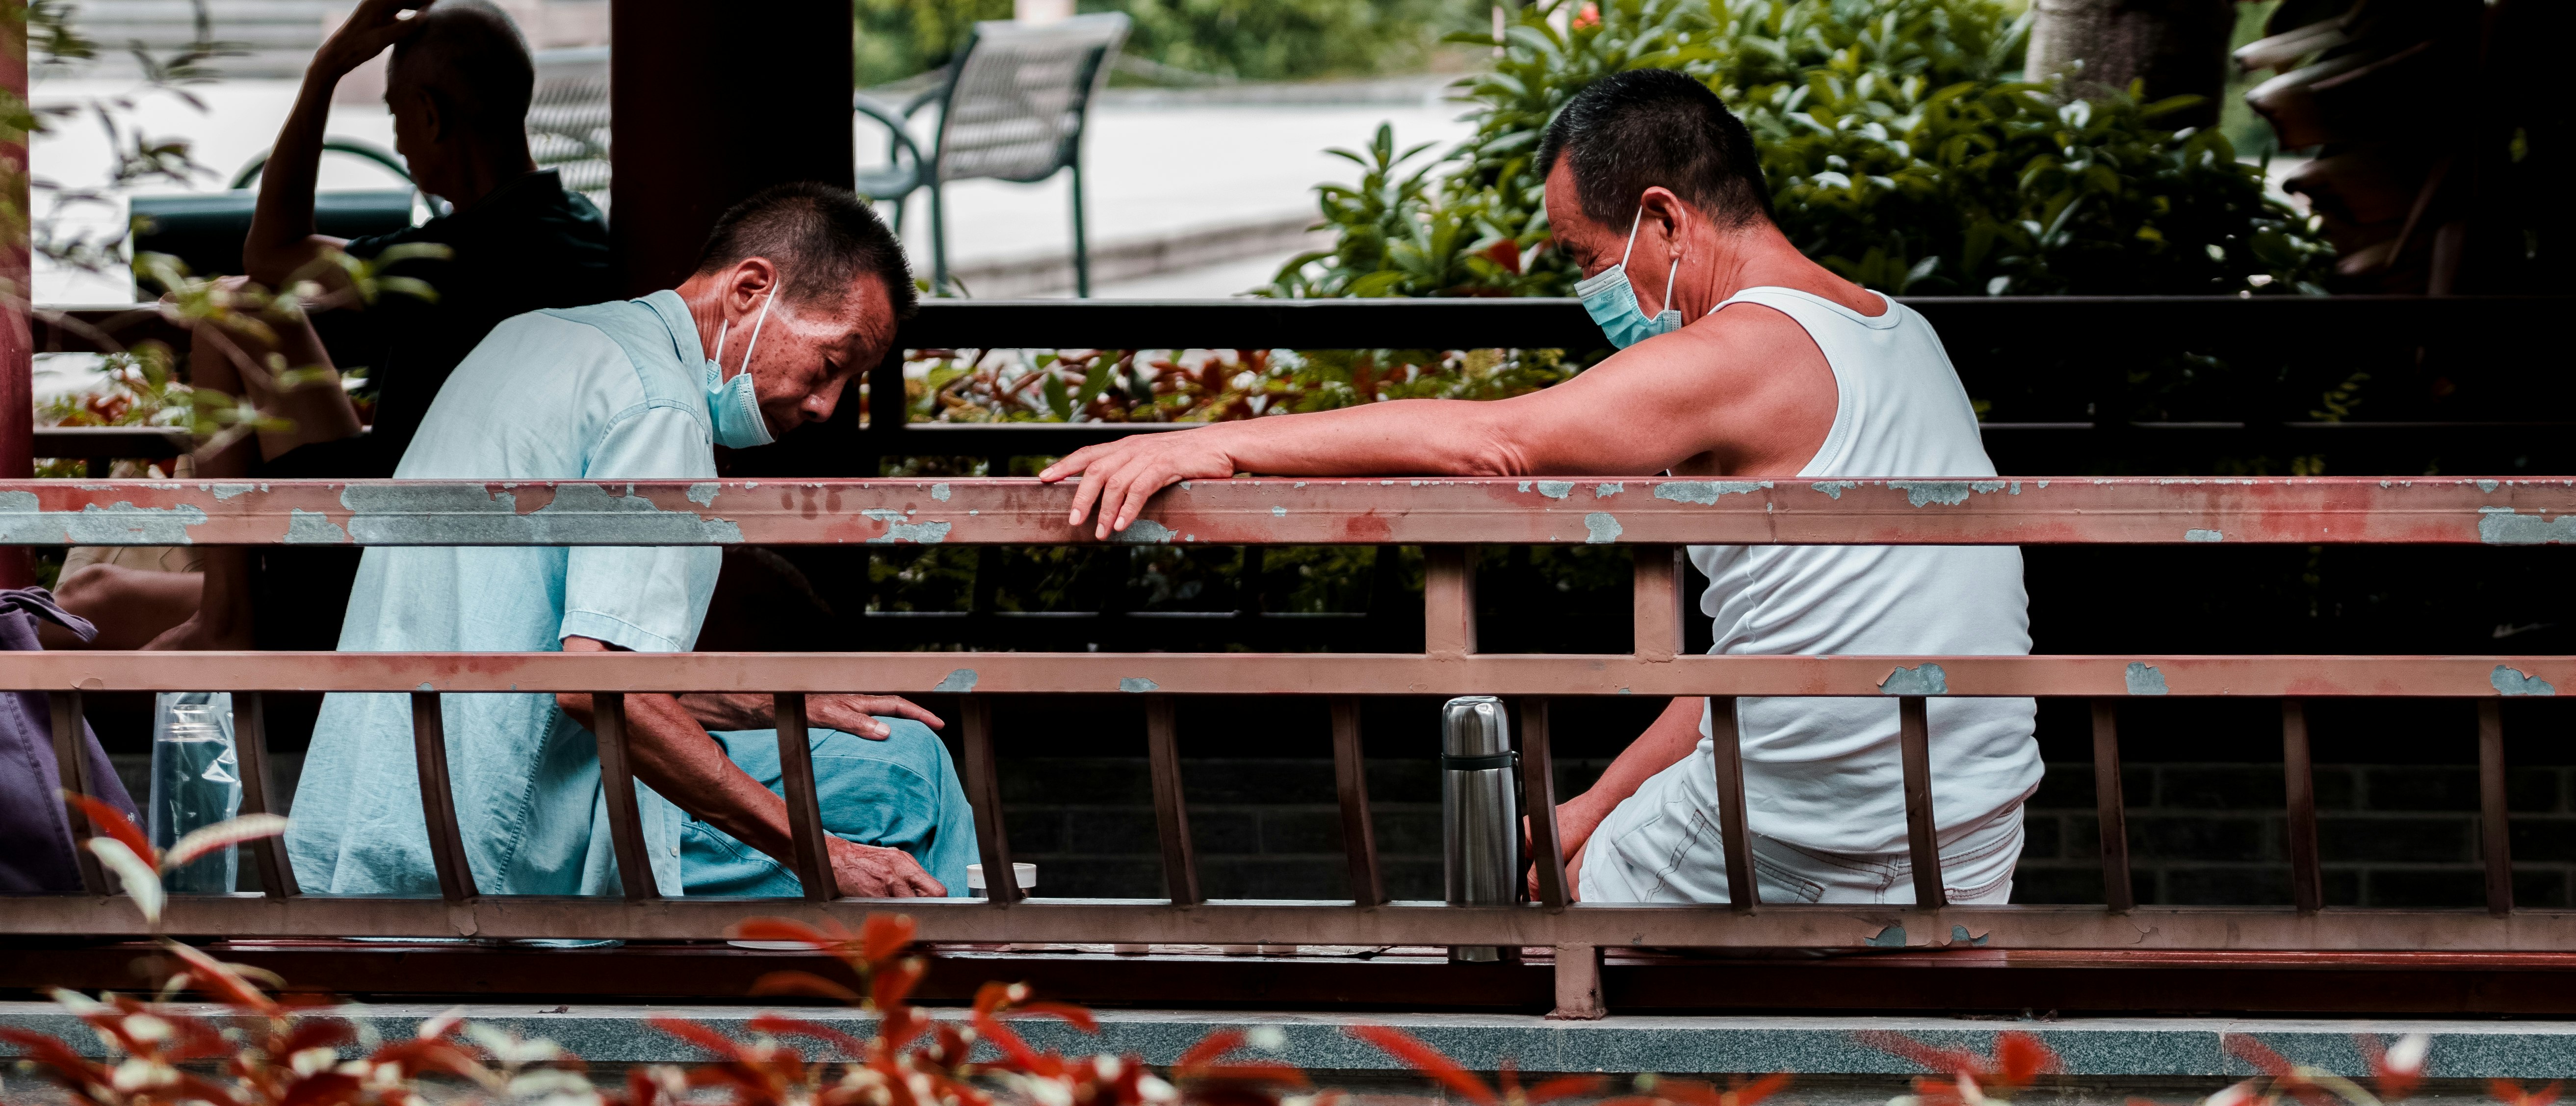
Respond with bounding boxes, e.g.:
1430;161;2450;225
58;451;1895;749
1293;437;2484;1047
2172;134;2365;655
703;287;781;448
1574;205;1684;348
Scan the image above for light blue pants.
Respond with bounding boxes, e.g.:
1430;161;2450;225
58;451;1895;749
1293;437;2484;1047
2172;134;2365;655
682;719;978;897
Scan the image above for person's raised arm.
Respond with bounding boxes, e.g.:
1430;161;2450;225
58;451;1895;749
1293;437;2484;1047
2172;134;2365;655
242;0;423;285
555;635;945;897
1037;312;1830;538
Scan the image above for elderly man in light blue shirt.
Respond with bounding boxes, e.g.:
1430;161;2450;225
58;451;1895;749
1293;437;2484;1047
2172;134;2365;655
287;182;963;899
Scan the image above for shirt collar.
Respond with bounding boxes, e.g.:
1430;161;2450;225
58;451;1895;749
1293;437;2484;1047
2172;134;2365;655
429;168;565;226
639;289;708;371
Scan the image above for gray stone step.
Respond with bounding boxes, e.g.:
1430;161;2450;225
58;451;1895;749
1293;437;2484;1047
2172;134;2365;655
3;1002;2572;1084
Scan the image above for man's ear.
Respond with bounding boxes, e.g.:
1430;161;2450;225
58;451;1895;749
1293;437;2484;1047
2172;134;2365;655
414;87;448;145
730;257;781;314
1640;185;1690;247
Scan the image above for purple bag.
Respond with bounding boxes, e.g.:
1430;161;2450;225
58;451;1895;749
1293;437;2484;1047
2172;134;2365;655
0;586;138;893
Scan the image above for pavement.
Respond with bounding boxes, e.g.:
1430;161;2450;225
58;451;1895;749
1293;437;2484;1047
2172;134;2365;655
2;1001;2572;1089
28;74;1477;304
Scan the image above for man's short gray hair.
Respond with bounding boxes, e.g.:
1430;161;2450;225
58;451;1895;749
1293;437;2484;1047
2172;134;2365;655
692;182;918;320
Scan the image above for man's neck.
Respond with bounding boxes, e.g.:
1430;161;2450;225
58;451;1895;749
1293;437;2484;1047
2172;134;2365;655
430;143;542;212
672;274;727;362
1687;224;1884;319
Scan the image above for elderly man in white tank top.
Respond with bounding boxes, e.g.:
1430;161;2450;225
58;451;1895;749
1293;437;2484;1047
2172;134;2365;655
1038;68;2039;906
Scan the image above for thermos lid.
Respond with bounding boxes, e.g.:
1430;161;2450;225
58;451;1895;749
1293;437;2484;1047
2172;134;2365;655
1440;695;1510;757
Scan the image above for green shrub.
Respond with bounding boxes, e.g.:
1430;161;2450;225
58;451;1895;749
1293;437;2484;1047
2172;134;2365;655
1266;0;2336;298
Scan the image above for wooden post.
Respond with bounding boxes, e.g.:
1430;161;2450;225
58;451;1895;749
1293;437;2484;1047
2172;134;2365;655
234;694;299;898
2283;699;2323;914
960;697;1021;903
0;8;33;587
1328;697;1384;906
410;692;479;902
1424;546;1477;657
1898;697;1946;909
590;693;659;900
609;0;856;295
1145;696;1201;906
2091;700;2133;912
774;693;839;900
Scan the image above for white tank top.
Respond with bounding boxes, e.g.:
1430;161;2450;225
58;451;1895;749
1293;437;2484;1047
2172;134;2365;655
1678;286;2039;855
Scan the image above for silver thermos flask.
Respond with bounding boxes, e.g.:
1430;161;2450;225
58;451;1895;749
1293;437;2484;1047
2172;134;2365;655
1441;695;1519;963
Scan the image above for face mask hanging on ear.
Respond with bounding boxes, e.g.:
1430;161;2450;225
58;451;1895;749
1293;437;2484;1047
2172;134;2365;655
1573;204;1685;349
703;283;781;448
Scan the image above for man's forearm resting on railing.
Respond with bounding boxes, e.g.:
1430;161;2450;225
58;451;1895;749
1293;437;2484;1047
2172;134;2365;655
556;636;946;898
676;691;945;741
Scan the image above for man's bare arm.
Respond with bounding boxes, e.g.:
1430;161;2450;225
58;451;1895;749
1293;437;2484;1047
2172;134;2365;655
1528;695;1708;898
675;691;945;740
243;0;423;284
556;636;944;896
1038;311;1834;538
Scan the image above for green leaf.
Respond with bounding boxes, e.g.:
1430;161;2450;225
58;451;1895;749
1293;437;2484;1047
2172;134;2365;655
1041;371;1070;421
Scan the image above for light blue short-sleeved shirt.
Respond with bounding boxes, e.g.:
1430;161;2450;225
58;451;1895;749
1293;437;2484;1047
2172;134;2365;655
286;290;720;898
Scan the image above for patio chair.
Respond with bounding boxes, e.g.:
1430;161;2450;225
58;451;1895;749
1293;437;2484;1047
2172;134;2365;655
527;46;612;200
129;139;418;292
854;12;1130;297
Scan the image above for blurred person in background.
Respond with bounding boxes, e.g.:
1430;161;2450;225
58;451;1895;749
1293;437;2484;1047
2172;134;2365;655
51;0;613;652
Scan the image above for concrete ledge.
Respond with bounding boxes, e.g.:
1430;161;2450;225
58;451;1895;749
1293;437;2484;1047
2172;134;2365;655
948;214;1323;299
7;1003;2576;1080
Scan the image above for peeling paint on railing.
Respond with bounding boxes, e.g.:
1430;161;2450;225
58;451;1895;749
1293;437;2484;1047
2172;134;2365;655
0;477;2571;546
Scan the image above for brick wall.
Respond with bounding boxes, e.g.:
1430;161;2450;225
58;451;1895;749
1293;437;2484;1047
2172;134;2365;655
112;750;2576;908
999;757;2576;907
2015;761;2576;908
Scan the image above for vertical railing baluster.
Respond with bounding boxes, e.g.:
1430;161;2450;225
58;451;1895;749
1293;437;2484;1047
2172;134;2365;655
1535;700;1606;1021
960;696;1021;902
1630;545;1684;661
2479;699;2513;917
2282;699;2323;914
591;693;659;900
48;691;104;894
1424;546;1477;657
1145;695;1202;906
1519;698;1568;908
1898;696;1946;909
410;692;479;901
2090;699;2133;913
1329;696;1385;907
233;692;298;898
773;692;838;900
1708;696;1757;910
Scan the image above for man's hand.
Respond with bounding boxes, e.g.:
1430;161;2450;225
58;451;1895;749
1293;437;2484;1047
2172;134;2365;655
1525;792;1615;900
809;695;942;738
676;692;943;740
1037;431;1237;540
828;837;946;897
312;0;428;81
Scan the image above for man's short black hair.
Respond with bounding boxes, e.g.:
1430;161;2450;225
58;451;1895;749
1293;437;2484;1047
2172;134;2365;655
1535;68;1774;229
693;182;918;320
388;0;534;145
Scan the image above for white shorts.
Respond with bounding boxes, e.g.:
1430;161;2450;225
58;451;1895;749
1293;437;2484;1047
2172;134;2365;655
1576;786;2026;906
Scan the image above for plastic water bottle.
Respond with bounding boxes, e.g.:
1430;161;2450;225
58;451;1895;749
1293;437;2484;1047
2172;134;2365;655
148;692;239;894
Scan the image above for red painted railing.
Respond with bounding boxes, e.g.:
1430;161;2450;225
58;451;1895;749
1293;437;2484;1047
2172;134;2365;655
9;476;2573;1018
